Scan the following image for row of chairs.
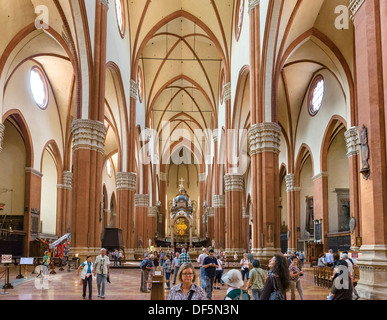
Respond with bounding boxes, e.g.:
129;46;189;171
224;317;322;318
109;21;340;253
314;266;360;289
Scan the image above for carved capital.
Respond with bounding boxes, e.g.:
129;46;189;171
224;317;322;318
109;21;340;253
223;83;231;102
148;206;158;218
130;80;138;100
116;172;137;191
58;171;73;190
248;0;260;13
72;119;106;154
0;123;5;152
345;126;360;158
285;174;296;193
100;0;109;10
349;0;366;20
199;173;207;182
248;122;281;155
25;167;43;178
159;172;168;182
206;207;215;218
312;172;329;181
135;194;149;207
224;173;244;192
213;129;219;142
212;195;225;208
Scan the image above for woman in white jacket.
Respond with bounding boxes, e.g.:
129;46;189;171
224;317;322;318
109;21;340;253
77;256;94;300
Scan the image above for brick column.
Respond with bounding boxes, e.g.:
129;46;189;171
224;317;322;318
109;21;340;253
198;172;207;238
285;174;297;254
70;120;106;258
24;168;43;256
224;173;244;256
116;172;136;259
248;123;282;260
147;206;158;246
135;194;149;253
56;171;72;236
351;0;387;299
312;172;329;252
207;207;215;246
159;172;168;237
213;195;225;250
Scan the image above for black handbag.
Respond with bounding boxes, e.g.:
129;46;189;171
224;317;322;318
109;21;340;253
269;276;285;300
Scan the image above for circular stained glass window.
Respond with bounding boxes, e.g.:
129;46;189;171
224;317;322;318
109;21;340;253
115;0;125;37
30;67;48;109
308;75;325;116
235;0;245;41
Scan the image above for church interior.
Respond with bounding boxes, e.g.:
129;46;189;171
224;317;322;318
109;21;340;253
1;0;387;300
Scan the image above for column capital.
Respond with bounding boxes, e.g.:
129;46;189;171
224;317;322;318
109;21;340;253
25;167;43;178
130;80;138;100
116;172;137;191
349;0;366;20
206;207;215;218
248;122;281;155
100;0;109;10
135;194;149;207
345;126;360;158
223;82;231;102
285;174;296;193
0;123;5;152
248;0;260;14
72;119;106;154
159;172;168;182
199;173;207;182
213;129;219;142
312;172;329;181
224;173;244;192
58;171;73;190
212;195;225;208
148;206;158;218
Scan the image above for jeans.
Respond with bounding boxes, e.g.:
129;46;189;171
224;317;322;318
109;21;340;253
97;274;108;297
83;275;93;299
160;259;164;267
205;276;215;299
290;280;304;300
173;266;179;285
141;269;150;292
200;267;207;289
165;272;171;288
251;289;263;300
241;268;250;281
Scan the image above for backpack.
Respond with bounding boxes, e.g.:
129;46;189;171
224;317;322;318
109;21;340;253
226;289;250;300
140;259;148;270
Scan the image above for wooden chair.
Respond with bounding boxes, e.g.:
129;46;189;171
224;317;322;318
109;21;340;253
317;267;323;287
313;267;319;285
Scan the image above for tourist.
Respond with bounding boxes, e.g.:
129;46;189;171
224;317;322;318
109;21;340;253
325;249;334;268
159;250;165;267
246;259;266;300
153;251;159;267
163;254;172;290
203;249;218;300
289;256;304;300
93;248;110;299
172;252;180;285
42;251;50;280
77;255;94;300
333;252;340;269
178;248;191;265
220;251;226;286
247;250;254;264
168;263;207;300
240;253;251;282
140;254;154;293
300;251;305;267
329;260;353;300
222;269;250;300
214;255;223;290
197;248;208;289
118;251;123;266
318;253;326;268
260;255;290;300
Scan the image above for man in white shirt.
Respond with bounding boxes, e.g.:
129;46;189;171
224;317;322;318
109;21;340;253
93;248;110;299
197;248;208;289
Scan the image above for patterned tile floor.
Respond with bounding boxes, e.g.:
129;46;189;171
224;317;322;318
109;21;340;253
0;265;331;301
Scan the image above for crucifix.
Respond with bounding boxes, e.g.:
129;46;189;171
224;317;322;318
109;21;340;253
179;177;185;188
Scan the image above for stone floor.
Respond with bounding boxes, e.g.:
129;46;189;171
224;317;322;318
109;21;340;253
0;264;331;300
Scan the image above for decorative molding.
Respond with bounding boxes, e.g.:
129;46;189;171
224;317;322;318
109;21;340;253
116;172;137;191
285;174;296;193
135;194;149;207
349;0;366;20
130;80;138;100
58;171;73;190
223;82;231;102
312;172;329;181
213;129;219;142
345;126;360;158
100;0;109;10
199;173;207;182
159;172;168;182
72;119;106;154
206;207;214;218
212;195;225;208
25;167;43;178
0;123;5;152
148;207;158;218
224;173;244;192
248;123;281;156
248;0;260;13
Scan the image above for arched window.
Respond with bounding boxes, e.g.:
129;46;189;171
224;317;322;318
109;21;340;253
30;66;48;109
115;0;125;38
308;75;325;116
106;158;112;177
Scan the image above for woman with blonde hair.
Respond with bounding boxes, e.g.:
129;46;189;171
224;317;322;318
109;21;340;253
168;263;207;300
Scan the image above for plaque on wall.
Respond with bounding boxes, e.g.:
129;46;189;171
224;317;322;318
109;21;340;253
356;237;362;247
315;221;322;242
266;224;274;247
350;217;356;233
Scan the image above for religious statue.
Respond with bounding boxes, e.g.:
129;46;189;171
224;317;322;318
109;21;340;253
360;125;370;180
